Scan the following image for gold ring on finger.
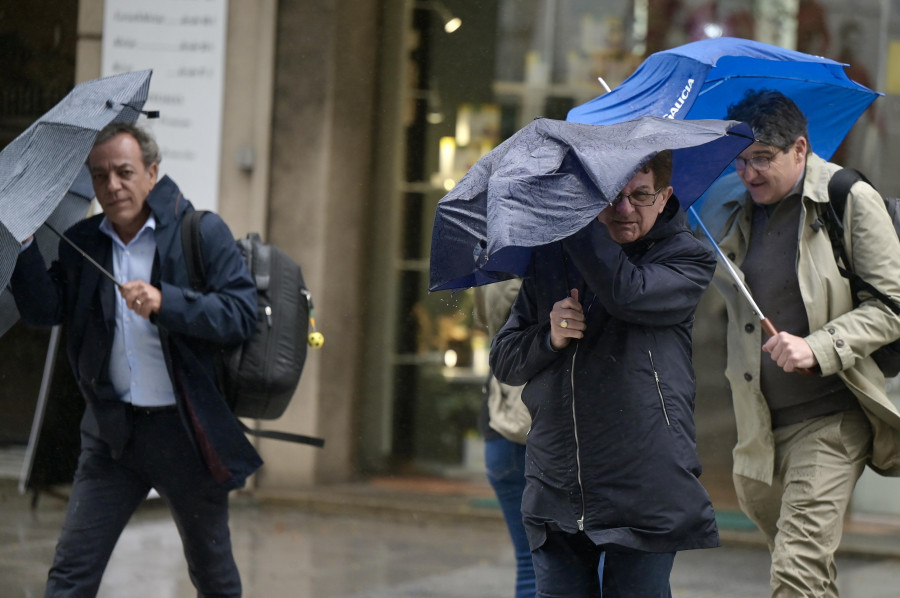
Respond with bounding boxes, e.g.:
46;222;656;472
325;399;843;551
561;319;568;328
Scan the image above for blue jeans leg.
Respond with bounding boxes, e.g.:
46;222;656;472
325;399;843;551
532;532;674;598
532;531;602;598
485;438;535;598
601;546;675;598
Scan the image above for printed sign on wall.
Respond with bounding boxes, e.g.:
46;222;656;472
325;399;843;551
101;0;229;211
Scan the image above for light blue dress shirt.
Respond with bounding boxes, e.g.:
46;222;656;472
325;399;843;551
99;215;176;407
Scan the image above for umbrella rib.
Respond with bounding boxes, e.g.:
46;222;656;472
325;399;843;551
699;74;855;97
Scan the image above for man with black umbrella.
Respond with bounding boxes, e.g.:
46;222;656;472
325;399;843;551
11;122;260;597
700;89;900;597
490;151;720;597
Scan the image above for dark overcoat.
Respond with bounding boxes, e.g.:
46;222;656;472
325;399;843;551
490;200;720;552
11;176;262;490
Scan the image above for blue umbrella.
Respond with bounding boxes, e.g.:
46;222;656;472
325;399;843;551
566;37;880;161
566;37;875;357
429;116;753;291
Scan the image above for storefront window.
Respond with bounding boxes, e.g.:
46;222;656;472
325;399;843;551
385;0;898;477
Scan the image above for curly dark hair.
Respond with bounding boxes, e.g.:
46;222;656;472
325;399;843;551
725;89;810;152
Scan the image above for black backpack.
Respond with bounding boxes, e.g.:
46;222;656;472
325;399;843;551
822;167;900;377
181;210;325;446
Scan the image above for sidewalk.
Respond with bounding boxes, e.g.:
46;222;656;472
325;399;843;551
4;445;900;561
251;473;900;560
5;474;900;598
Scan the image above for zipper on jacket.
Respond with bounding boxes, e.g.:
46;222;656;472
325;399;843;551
570;294;596;533
571;344;586;531
648;350;671;426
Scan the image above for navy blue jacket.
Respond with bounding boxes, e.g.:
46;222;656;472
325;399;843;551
490;201;719;553
11;176;262;489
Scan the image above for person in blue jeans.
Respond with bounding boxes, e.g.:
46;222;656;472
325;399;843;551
475;279;535;598
485;432;533;597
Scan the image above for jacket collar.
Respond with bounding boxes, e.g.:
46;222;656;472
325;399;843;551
145;175;189;229
800;153;832;206
620;198;685;255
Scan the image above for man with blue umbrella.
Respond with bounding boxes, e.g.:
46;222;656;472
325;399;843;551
490;150;719;597
699;89;900;597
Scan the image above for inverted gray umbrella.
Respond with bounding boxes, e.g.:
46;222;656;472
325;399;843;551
0;167;95;337
0;69;154;299
429;116;753;291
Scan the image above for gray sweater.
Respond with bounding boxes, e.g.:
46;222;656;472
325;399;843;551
741;194;859;428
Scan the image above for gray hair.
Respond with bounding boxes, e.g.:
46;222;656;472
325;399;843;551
92;122;162;167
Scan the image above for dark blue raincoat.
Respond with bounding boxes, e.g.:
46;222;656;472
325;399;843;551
490;200;719;553
11;176;262;490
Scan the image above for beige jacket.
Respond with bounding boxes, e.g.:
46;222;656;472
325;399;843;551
474;278;530;444
699;153;900;484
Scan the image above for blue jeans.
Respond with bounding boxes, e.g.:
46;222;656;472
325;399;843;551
532;531;674;598
485;438;536;598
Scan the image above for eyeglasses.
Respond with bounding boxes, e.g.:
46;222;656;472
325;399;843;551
613;187;663;207
733;155;775;172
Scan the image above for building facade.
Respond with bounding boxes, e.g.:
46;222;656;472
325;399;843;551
2;1;900;515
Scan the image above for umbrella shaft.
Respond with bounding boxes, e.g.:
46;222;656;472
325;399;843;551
689;206;766;322
689;209;816;375
44;222;122;288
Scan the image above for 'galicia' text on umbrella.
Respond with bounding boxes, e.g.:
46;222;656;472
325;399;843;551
663;79;694;119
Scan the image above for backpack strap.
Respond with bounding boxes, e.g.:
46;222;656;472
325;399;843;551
238;420;325;447
824;169;900;315
181;209;208;291
826;167;870;222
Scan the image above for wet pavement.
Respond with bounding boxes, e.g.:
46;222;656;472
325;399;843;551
2;477;900;598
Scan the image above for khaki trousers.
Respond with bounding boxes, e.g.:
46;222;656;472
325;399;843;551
734;410;872;598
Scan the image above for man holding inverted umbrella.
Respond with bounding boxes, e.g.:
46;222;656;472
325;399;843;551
430;115;755;597
489;149;718;597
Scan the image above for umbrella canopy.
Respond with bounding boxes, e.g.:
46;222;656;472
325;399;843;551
566;37;880;161
0;69;153;295
429;116;753;291
0;167;95;338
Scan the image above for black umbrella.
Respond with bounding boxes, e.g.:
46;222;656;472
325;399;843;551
0;69;154;298
429;116;753;291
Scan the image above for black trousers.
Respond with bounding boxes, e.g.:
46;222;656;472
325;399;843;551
45;408;240;598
